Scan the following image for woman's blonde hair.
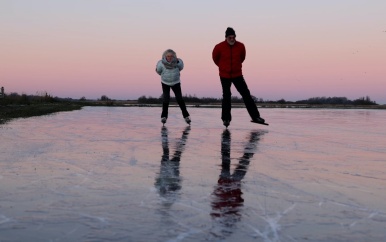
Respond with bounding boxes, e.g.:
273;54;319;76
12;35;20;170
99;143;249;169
162;49;177;59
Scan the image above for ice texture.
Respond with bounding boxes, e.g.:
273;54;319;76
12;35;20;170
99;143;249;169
1;106;386;241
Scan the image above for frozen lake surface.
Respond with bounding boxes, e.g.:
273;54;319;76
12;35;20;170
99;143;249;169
1;106;386;242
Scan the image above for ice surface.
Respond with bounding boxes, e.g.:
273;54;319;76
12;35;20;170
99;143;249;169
1;106;386;241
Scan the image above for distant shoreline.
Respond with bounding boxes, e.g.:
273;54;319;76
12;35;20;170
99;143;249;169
82;99;385;109
1;102;385;124
117;102;386;110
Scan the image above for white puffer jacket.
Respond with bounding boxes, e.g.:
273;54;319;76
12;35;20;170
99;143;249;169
156;58;184;86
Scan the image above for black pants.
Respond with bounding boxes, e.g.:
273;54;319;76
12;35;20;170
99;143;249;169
220;76;260;121
161;82;190;118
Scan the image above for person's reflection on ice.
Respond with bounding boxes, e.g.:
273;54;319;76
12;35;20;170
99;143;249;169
211;129;265;237
154;126;190;207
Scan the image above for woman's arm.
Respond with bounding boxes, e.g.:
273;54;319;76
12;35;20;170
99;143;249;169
176;58;184;71
155;60;163;75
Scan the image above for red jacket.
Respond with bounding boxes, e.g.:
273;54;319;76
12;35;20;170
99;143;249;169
212;40;246;78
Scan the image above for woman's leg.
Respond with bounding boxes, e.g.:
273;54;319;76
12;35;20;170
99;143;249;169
171;83;190;118
161;83;171;118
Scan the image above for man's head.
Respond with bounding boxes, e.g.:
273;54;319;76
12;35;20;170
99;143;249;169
225;27;236;45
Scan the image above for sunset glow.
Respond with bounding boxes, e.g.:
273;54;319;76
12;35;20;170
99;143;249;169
1;0;385;103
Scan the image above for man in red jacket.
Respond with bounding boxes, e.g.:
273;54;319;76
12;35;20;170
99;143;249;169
212;27;265;127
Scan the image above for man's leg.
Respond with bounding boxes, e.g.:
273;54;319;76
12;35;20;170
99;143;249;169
233;76;261;119
161;83;171;118
171;83;190;118
220;77;232;122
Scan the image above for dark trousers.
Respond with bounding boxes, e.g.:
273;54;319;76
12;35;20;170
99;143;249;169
220;76;260;121
161;82;190;118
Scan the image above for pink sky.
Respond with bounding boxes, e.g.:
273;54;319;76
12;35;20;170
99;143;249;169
1;1;385;104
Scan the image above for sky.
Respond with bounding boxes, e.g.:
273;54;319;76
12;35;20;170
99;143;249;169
1;0;385;104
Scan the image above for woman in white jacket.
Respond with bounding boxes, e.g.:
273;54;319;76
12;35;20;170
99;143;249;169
156;49;191;125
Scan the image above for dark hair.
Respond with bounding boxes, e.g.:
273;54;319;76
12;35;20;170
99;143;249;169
225;27;236;37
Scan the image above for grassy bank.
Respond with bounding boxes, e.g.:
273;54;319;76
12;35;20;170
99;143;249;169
0;103;84;124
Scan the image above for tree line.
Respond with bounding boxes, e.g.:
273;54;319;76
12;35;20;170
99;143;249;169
0;92;378;106
0;91;57;105
293;96;377;105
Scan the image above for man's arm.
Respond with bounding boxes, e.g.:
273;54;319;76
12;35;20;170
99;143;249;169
240;43;246;63
212;45;220;66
